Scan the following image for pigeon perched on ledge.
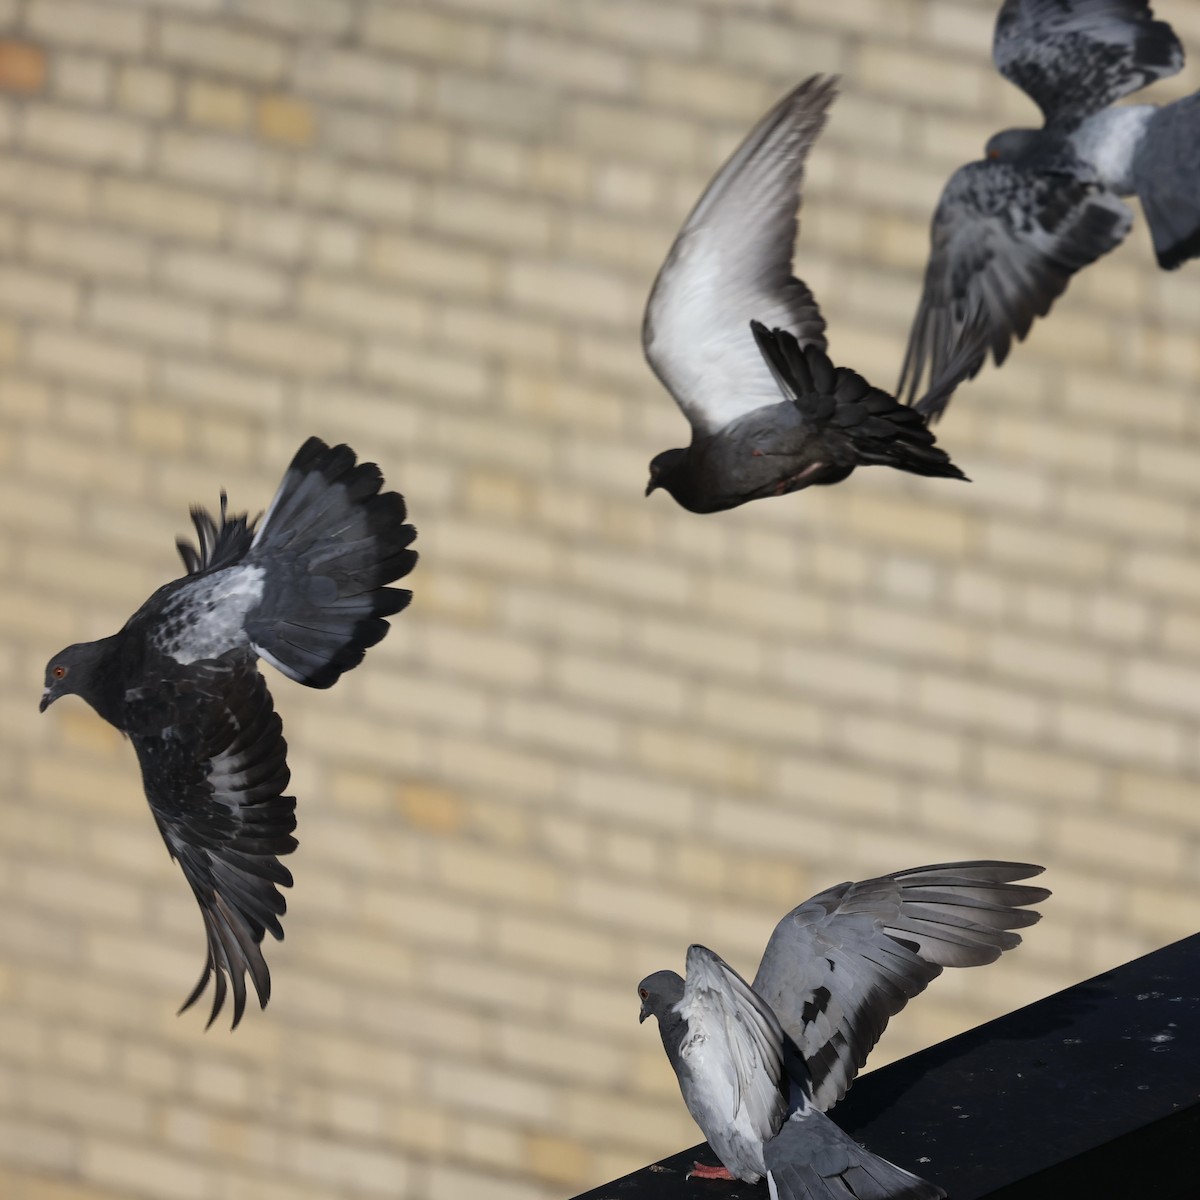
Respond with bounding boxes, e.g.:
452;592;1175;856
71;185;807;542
40;437;417;1028
638;861;1049;1199
899;0;1199;417
642;75;972;514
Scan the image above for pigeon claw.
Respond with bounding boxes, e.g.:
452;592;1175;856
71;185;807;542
687;1163;734;1181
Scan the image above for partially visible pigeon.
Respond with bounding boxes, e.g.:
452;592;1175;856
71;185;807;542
899;0;1198;418
638;861;1049;1199
643;75;972;514
40;437;417;1027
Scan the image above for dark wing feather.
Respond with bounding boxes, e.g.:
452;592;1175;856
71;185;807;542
129;655;296;1028
750;322;966;481
994;0;1183;125
898;158;1131;415
176;491;257;576
752;861;1048;1112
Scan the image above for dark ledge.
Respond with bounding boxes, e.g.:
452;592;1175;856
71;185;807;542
573;933;1200;1199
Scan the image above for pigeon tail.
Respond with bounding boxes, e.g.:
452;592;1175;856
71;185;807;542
1134;89;1200;270
751;322;967;482
247;436;417;689
765;1106;944;1200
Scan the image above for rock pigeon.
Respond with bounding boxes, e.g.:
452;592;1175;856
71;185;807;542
39;437;417;1028
899;0;1198;418
642;75;973;514
638;861;1049;1199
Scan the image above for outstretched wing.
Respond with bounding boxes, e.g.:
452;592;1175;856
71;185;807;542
129;654;296;1028
644;75;834;438
751;862;1048;1112
994;0;1183;126
678;945;789;1149
898;158;1131;416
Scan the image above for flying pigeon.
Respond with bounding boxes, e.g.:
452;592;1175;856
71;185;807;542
638;861;1049;1199
642;74;973;514
899;0;1198;418
40;437;417;1027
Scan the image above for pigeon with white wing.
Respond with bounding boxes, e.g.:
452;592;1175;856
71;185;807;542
643;75;973;513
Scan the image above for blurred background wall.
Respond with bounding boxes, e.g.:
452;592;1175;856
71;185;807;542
2;0;1200;1196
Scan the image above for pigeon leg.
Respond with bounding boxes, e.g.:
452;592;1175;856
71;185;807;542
687;1163;734;1180
774;462;825;495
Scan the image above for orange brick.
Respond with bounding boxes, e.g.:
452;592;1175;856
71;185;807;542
0;40;47;93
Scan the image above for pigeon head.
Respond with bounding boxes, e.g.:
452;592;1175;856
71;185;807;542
637;969;685;1023
646;448;688;496
40;641;106;713
985;128;1041;162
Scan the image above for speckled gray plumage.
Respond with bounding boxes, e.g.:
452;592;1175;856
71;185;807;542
901;0;1200;414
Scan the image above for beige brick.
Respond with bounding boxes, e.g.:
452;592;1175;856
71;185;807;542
159;358;283;418
21;104;148;169
158;130;287;195
568;100;699;167
222;315;350;375
100;177;226;241
427;183;553;250
0;265;78;320
51;51;111;105
27;219;151;281
29;328;149;390
115;63;176;119
160;248;286;308
432;70;553;136
294;45;419;110
297;274;427;338
184;78;250;130
159;18;285;83
28;0;148;52
90;287;214;350
364;4;496;66
575;0;705;53
1056;701;1184;768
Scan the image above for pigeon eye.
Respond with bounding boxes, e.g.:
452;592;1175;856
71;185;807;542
52;665;67;680
639;987;649;1000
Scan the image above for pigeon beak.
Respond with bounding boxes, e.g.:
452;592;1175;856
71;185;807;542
639;1002;650;1023
645;479;659;498
38;688;52;713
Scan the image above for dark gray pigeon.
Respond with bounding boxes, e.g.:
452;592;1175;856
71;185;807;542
899;0;1198;417
643;75;972;514
638;861;1049;1199
40;437;417;1028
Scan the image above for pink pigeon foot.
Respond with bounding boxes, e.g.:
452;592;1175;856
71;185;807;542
688;1163;734;1180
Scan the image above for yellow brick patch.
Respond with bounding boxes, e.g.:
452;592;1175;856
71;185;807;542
397;782;466;834
257;93;315;145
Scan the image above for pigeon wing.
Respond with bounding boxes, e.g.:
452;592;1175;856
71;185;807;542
644;75;834;438
129;654;296;1029
678;945;789;1152
751;862;1048;1112
994;0;1183;125
176;491;257;577
898;158;1131;415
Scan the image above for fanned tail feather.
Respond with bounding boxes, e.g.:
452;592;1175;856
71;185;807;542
765;1106;944;1200
1135;90;1200;271
247;437;417;689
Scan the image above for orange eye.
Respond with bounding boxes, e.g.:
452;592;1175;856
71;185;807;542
52;666;66;680
639;988;649;1000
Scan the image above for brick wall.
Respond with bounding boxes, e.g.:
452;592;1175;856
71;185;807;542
2;0;1200;1196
